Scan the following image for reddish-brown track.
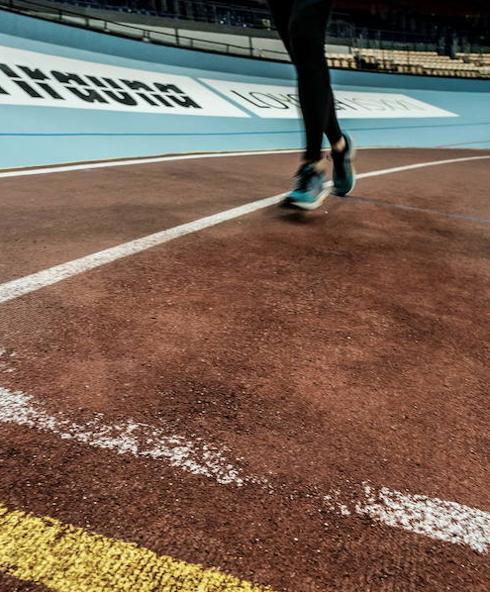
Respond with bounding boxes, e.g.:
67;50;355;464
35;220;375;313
0;149;489;591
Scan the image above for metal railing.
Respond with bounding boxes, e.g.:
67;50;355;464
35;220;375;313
0;0;289;60
56;0;274;30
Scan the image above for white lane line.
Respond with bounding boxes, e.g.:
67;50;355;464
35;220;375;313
325;484;490;554
357;155;490;179
0;148;487;179
0;386;488;553
0;193;282;304
0;388;252;486
1;155;489;306
0;147;378;177
0;149;302;179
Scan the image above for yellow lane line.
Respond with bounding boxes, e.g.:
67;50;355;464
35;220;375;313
0;504;273;592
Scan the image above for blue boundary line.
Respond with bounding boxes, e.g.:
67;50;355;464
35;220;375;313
2;121;489;137
0;131;300;137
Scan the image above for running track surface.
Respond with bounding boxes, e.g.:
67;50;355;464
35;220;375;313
0;148;489;591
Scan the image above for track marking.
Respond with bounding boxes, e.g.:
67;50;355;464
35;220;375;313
326;484;490;554
0;147;379;177
0;193;282;304
0;149;302;178
356;155;490;180
0;388;252;486
0;147;487;179
0;502;272;592
1;386;489;554
0;155;489;306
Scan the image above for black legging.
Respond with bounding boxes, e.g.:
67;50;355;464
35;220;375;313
267;0;342;162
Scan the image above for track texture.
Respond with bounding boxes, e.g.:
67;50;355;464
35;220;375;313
0;149;489;591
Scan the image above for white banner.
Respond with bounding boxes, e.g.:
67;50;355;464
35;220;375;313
0;45;457;120
202;79;458;119
0;46;248;117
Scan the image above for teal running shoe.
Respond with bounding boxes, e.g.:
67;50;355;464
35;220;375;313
282;162;328;211
331;133;356;197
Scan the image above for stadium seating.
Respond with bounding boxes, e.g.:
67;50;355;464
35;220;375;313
330;48;490;79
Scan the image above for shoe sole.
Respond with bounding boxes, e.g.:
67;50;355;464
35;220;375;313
289;187;329;211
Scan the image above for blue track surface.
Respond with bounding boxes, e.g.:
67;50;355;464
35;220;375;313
0;11;489;169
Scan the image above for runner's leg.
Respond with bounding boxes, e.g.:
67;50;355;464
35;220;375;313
267;0;343;162
289;0;342;161
266;0;294;57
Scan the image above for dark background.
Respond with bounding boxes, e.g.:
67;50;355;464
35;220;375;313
40;0;490;46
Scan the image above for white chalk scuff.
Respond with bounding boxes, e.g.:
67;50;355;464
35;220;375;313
1;386;489;554
0;387;248;486
325;483;490;554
